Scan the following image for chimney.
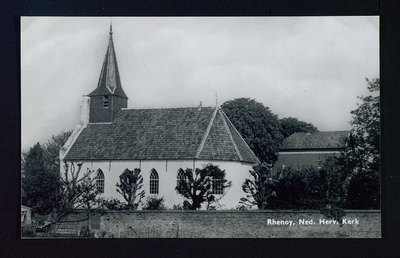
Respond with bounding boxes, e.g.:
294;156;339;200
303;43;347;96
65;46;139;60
81;96;91;127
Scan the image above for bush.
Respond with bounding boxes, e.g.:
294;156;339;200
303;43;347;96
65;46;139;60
234;205;249;211
172;200;191;210
98;198;129;210
142;196;167;210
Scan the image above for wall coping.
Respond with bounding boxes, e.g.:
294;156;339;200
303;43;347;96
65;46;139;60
76;209;381;214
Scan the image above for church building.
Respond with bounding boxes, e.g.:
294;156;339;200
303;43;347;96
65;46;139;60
60;26;260;209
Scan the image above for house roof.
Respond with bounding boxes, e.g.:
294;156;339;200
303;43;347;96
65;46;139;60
273;152;342;172
88;25;128;99
64;106;259;164
279;131;349;151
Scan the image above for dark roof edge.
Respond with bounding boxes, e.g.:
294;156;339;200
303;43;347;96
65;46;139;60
62;157;258;164
279;148;344;152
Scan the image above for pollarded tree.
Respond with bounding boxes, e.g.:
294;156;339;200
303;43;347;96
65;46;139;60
175;164;232;210
341;78;380;209
240;163;278;210
221;98;284;163
116;168;145;209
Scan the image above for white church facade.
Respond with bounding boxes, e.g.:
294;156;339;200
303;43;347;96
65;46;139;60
60;26;259;209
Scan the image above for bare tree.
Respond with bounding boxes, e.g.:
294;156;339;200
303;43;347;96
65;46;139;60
49;162;100;236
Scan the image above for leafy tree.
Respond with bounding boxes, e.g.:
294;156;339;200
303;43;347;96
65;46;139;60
221;98;284;163
116;168;145;209
240;163;278;210
22;143;59;214
21;130;72;214
175;164;232;210
341;78;380;209
242;158;347;219
271;157;347;211
279;117;318;139
142;196;167;210
44;131;72;174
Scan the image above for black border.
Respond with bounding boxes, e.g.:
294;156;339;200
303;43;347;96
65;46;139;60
2;0;399;257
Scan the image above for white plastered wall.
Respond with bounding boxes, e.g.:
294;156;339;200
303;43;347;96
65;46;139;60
62;159;255;210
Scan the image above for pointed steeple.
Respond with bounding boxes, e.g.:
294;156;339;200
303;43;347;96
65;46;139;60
86;26;129;123
88;25;128;99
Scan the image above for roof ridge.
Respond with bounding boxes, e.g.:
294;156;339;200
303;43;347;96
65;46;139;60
195;106;218;159
121;106;215;110
218;108;243;161
219;108;260;164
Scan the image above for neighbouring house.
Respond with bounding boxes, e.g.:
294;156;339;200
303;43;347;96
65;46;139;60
273;131;349;173
60;26;259;209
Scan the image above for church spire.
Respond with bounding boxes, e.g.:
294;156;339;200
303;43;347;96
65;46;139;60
88;25;128;99
86;25;128;123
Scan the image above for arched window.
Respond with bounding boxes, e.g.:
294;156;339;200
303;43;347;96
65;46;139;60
150;169;159;194
95;169;105;194
176;169;185;193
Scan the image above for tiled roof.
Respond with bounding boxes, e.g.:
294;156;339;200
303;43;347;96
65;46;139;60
279;131;349;151
273;152;341;172
65;107;259;164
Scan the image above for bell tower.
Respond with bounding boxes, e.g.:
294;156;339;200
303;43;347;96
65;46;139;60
87;24;128;123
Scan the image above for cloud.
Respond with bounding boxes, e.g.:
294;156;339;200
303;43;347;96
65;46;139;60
21;17;379;151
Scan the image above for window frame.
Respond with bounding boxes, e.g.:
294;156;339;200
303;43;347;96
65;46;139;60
149;169;159;195
95;169;105;194
211;178;223;195
176;169;185;193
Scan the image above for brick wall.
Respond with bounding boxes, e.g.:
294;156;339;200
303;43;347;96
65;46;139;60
89;95;127;123
98;210;381;238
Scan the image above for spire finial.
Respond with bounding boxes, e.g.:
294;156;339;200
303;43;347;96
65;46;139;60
215;92;218;107
109;19;113;35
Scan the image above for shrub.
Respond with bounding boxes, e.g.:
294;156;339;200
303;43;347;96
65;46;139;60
142;196;167;210
172;200;191;210
98;198;128;210
234;205;249;211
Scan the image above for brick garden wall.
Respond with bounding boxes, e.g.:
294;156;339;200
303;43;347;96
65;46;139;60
98;210;381;238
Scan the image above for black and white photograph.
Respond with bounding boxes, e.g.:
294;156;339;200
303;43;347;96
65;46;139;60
21;16;380;238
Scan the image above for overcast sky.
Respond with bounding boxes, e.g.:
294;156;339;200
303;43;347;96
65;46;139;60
21;16;379;151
